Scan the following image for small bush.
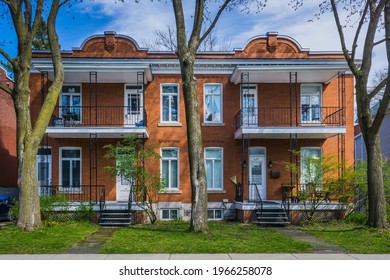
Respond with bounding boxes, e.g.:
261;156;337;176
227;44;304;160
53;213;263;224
345;213;367;225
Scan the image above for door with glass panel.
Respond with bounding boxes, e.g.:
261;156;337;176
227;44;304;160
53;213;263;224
60;148;81;190
124;85;143;126
36;147;52;196
60;85;81;125
241;85;258;126
301;85;321;123
248;147;266;201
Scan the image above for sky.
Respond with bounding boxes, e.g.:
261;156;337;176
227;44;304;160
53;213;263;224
0;0;387;84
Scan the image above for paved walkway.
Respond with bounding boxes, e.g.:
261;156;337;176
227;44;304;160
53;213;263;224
275;227;347;253
66;227;118;254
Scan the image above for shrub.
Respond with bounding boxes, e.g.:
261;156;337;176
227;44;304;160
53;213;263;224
345;213;367;225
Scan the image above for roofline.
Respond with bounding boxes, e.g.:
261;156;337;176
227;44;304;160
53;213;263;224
0;65;14;82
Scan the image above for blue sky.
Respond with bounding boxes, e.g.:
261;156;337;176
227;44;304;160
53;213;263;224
0;0;387;81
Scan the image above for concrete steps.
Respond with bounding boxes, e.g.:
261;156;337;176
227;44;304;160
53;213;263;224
254;201;290;226
98;209;132;227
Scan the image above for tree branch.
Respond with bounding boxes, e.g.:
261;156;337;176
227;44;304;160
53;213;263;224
351;1;369;62
368;76;388;100
199;0;231;45
0;83;13;97
371;1;390;135
330;0;359;76
172;0;188;55
32;0;64;146
31;0;45;38
188;0;204;51
374;37;387;46
360;0;386;78
0;47;15;66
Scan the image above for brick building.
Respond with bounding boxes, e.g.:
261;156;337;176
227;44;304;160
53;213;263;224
28;31;355;224
0;66;17;193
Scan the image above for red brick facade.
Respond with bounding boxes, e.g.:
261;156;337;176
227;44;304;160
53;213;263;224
27;32;355;221
0;67;16;189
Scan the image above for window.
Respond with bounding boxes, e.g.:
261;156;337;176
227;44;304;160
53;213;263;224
161;148;179;189
161;84;179;122
204;84;222;123
60;85;82;122
208;209;224;220
300;147;322;185
301;85;321;123
161;209;179;220
60;148;81;188
205;148;223;190
125;85;144;125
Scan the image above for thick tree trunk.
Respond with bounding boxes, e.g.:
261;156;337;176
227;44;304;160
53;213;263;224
14;68;42;230
366;134;388;228
180;58;208;233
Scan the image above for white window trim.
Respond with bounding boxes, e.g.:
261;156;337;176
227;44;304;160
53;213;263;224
161;147;179;190
203;83;223;124
240;84;257;109
300;147;322;185
204;147;224;190
124;84;144;112
208;209;224;220
160;209;180;220
300;84;322;123
160;83;180;123
59;84;82;119
59;147;82;189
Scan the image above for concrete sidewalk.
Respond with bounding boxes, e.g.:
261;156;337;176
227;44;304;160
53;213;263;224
0;254;390;260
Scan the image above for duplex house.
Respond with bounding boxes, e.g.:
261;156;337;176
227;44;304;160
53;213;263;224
28;31;355;224
0;66;17;194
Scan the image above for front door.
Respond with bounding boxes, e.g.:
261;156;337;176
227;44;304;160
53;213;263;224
36;147;52;196
249;154;266;201
124;85;143;126
242;85;258;126
116;159;133;202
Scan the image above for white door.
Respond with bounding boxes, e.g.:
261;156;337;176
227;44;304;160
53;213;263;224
249;155;266;201
124;85;143;126
36;147;52;196
115;157;133;202
242;85;258;126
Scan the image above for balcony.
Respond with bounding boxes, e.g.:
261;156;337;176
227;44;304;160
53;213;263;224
234;106;346;139
46;106;149;138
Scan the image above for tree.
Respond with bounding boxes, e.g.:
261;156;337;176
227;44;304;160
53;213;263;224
0;0;67;231
104;137;164;224
32;17;51;50
142;24;231;52
293;0;390;228
169;0;265;233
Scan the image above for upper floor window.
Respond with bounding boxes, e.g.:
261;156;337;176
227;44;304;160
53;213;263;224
301;85;322;123
161;148;179;189
204;84;222;123
205;148;223;190
161;84;179;123
60;85;82;122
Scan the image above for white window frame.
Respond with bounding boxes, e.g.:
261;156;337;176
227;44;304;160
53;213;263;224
59;147;82;189
204;83;223;123
207;209;224;220
160;84;179;123
161;147;179;189
300;84;322;123
59;84;82;121
300;147;322;186
204;147;223;190
161;209;180;220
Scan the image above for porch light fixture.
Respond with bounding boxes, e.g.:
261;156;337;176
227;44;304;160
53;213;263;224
242;160;247;168
268;160;273;169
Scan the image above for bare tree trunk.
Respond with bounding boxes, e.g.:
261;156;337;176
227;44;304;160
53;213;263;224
366;134;388;228
180;57;208;233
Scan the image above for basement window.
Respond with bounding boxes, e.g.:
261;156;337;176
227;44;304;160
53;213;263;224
161;209;179;220
207;209;224;220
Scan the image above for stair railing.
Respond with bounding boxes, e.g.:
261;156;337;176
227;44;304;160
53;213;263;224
252;183;263;218
99;187;106;213
127;183;134;213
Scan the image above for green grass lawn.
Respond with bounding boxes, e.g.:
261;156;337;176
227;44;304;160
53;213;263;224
100;221;312;254
0;221;99;254
303;222;390;254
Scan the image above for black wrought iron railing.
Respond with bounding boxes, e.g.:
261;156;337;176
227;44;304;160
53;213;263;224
39;185;105;203
50;106;147;127
99;188;106;212
234;106;344;130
